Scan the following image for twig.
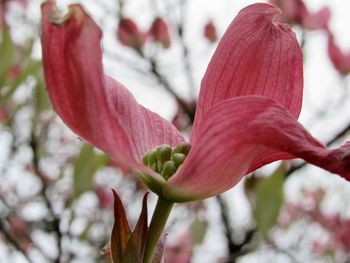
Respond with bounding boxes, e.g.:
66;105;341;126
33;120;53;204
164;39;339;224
265;236;301;263
215;195;255;263
30;133;63;263
215;195;236;254
176;0;197;98
148;57;195;121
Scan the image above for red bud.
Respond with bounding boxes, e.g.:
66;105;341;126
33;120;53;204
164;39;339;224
149;17;171;49
117;18;145;50
203;21;218;43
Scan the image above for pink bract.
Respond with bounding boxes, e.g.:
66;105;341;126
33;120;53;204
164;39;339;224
327;32;350;75
269;0;330;30
41;1;350;202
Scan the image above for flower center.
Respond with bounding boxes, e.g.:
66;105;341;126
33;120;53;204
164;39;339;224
142;142;191;180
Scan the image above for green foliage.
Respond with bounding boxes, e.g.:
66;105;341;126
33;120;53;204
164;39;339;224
34;75;51;117
190;218;208;245
0;24;15;84
253;167;285;236
73;144;108;197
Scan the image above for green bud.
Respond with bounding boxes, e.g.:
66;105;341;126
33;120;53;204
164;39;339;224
156;144;172;162
172;153;186;167
150;163;157;172
142;153;149;165
157;160;163;173
147;149;158;166
161;160;176;180
174;142;191;155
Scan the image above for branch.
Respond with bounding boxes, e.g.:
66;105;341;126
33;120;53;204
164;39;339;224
176;0;197;98
215;195;255;262
30;133;63;263
148;58;195;122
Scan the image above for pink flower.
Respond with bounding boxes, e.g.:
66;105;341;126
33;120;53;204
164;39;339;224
302;6;330;31
95;185;114;210
327;32;350;75
269;0;330;30
203;20;218;43
7;63;22;80
117;17;146;50
149;17;171;49
41;1;350;202
164;229;193;263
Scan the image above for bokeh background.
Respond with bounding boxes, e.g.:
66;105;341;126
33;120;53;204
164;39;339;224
1;0;350;262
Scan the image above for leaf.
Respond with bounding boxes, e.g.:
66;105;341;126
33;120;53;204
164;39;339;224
152;234;167;263
190;218;208;245
73;144;108;197
0;24;15;83
253;167;285;235
111;190;132;263
122;193;149;263
34;76;51;116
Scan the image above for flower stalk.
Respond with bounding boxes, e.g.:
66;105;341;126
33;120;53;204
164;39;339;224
143;197;174;263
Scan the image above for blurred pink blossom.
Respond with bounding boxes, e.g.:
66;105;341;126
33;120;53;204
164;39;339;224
327;32;350;75
149;17;171;49
203;20;218;43
269;0;330;30
165;228;193;263
117;17;146;50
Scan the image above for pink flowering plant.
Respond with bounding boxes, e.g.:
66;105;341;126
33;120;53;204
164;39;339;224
40;0;350;262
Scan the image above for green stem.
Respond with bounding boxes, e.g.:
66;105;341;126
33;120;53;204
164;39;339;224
143;197;174;263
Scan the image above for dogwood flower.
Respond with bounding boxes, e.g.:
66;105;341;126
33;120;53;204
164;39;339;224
41;1;350;202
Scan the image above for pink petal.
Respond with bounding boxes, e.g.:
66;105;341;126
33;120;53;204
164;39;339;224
327;32;350;75
164;96;350;201
269;0;308;25
192;3;303;144
302;6;330;30
41;1;183;171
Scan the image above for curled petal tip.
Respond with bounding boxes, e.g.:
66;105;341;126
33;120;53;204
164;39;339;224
240;3;282;21
41;0;87;26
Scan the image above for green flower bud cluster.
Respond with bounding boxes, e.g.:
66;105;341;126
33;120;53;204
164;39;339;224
142;142;191;180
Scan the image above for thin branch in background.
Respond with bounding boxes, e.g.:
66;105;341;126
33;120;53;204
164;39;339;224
147;57;195;121
215;195;255;263
265;236;301;263
176;0;197;99
30;133;63;263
